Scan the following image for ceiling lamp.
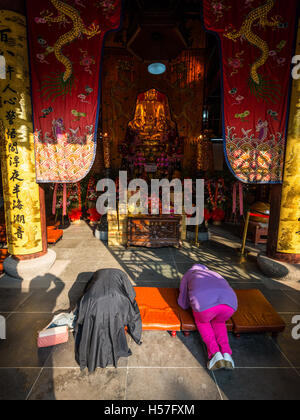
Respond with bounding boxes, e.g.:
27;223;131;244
148;63;166;75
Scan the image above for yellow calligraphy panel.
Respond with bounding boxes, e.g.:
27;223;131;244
0;11;42;256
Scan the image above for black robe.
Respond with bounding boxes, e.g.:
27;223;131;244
74;269;142;372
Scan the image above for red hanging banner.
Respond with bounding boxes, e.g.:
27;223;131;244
27;0;121;183
203;0;298;183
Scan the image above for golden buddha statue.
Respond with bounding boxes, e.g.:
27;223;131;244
129;89;174;141
121;89;184;180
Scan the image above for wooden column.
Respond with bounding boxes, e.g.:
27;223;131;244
267;185;283;259
0;1;47;261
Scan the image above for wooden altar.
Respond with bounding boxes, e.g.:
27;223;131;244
127;215;182;248
108;89;186;248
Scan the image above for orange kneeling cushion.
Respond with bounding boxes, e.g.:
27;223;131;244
0;249;9;274
0;225;7;242
135;287;181;331
134;287;234;332
47;229;63;244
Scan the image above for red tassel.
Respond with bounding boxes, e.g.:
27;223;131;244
63;184;67;216
52;184;58;215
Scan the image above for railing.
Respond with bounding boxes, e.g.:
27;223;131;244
241;211;270;256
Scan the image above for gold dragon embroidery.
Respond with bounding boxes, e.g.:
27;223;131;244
42;0;101;83
224;0;281;85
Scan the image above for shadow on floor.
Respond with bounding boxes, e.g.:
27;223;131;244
1;225;300;399
0;274;66;400
102;236;300;400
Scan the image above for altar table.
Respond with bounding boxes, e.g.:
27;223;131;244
127;215;182;248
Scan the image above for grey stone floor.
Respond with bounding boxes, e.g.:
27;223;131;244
0;221;300;400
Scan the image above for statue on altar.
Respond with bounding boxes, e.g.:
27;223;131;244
120;89;184;180
129;89;175;141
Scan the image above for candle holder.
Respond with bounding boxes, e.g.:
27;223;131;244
101;132;111;177
196;139;203;172
187;130;214;175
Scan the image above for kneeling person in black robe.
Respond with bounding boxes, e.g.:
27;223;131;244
74;269;142;372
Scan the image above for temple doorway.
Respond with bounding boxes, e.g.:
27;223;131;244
37;0;270;253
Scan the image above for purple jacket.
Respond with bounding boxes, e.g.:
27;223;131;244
178;264;238;313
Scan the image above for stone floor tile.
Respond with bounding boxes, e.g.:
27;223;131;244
0;289;32;313
16;282;86;313
229;282;266;291
110;248;174;263
132;280;180;288
52;239;84;249
44;334;128;369
214;368;300;400
85;264;135;283
0;368;42;400
15;283;65;313
49;249;77;260
60;230;97;241
228;333;291;368
175;262;261;284
273;315;300;368
0;313;53;368
128;262;179;284
44;339;78;368
47;260;72;278
128;331;207;368
260;290;300;313
69;241;104;251
60;270;95;285
60;258;112;276
175;263;196;277
1;222;300;400
28;367;127;400
283;290;300;306
126;368;221;400
171;251;202;264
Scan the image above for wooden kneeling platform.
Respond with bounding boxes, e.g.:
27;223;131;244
134;287;285;337
232;289;285;336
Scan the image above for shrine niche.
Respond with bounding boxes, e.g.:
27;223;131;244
119;89;184;180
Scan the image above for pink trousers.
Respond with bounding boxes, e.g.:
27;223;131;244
193;305;235;360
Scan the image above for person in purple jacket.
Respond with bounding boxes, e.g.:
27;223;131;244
178;264;238;371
